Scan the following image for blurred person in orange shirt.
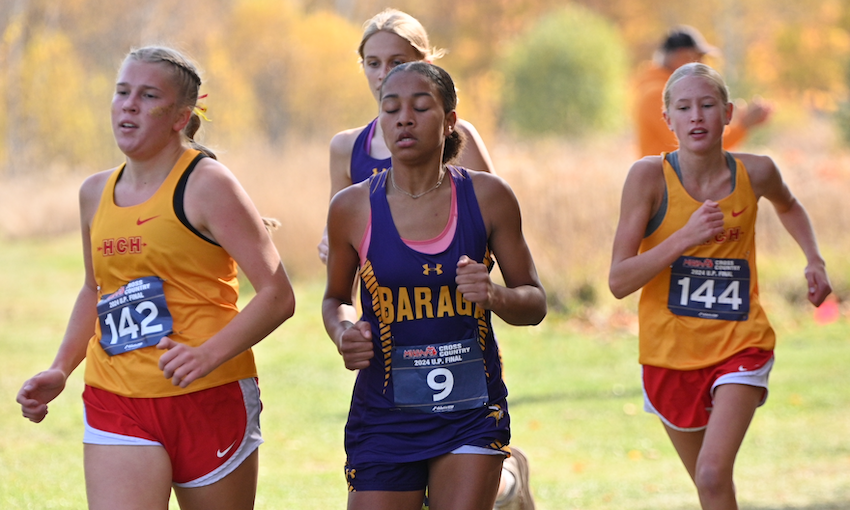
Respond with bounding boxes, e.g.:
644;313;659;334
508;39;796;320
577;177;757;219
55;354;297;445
633;25;773;157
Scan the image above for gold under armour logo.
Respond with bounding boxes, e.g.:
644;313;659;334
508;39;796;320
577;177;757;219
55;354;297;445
423;264;443;275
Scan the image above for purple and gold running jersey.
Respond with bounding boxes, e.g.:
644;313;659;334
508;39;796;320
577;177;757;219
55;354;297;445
345;167;510;465
350;118;390;184
638;152;775;370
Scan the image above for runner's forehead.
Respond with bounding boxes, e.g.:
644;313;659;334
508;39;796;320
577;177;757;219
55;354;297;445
381;71;437;100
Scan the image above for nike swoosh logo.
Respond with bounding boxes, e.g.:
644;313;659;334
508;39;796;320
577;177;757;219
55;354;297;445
217;441;236;458
731;207;748;217
137;215;160;225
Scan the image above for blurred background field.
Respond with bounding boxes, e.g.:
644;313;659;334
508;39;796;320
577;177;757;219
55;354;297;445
2;0;850;508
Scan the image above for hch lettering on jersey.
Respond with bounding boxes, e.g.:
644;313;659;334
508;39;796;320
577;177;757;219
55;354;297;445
101;237;143;256
703;227;742;245
377;286;482;324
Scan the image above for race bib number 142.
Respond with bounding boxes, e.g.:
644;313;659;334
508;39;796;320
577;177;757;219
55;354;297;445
668;256;750;321
97;276;173;356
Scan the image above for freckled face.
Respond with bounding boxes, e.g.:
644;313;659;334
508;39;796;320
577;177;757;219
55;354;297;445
379;70;455;165
663;75;732;151
111;60;188;158
362;31;423;102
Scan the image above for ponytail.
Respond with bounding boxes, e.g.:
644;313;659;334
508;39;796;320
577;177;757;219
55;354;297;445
443;129;466;164
183;112;217;160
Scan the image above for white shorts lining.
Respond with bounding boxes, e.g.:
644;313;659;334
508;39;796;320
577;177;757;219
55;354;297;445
451;445;508;456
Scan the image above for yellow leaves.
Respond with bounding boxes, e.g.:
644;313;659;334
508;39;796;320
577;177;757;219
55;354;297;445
284;10;374;135
1;8;24;48
18;30;111;167
773;21;850;109
3;0;850;172
209;3;372;143
454;71;501;143
203;39;260;145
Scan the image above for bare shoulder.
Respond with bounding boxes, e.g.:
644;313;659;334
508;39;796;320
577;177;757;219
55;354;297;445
624;155;665;197
330;178;371;212
79;168;115;207
80;168;114;197
731;152;780;197
330;125;368;158
186;156;240;194
732;152;776;175
79;168;117;226
466;168;512;198
455;118;481;138
466;169;519;224
328;179;371;243
628;155;665;179
180;158;254;234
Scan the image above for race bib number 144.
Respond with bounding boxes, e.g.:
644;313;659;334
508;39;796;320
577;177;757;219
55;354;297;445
668;256;750;321
97;276;173;356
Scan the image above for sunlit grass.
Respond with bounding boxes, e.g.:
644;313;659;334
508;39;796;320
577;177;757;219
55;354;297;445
2;236;849;509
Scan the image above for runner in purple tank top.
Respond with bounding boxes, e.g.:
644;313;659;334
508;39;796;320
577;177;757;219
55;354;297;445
323;62;546;510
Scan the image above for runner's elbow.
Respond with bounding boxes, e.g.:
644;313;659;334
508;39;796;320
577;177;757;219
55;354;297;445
609;274;633;300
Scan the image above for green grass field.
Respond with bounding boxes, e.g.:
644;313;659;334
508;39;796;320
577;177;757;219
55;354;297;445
1;235;849;509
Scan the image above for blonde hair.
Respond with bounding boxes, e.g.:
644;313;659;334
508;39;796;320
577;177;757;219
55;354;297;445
357;9;445;63
122;46;216;159
663;62;730;112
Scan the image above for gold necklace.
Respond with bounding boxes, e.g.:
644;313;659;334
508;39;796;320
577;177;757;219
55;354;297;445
389;167;446;199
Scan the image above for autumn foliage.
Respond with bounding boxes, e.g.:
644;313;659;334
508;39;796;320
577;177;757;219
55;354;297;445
1;0;849;175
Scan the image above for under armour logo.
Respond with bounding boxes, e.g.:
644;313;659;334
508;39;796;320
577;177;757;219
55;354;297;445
423;264;443;275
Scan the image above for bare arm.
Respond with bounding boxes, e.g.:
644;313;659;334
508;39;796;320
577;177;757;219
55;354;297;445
456;173;546;325
608;159;725;299
321;185;374;370
17;171;109;422
328;128;360;199
744;153;831;305
319;128;363;264
157;158;295;388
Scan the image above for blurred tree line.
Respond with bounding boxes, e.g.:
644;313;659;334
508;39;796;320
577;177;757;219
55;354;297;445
2;0;849;176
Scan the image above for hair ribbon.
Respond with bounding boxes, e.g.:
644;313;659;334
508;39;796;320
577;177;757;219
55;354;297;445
194;94;211;122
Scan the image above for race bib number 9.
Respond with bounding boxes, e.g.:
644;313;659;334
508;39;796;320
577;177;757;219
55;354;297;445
668;256;750;321
392;337;488;413
97;276;173;356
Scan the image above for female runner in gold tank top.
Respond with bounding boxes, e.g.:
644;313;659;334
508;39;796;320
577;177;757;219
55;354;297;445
609;62;831;510
17;46;295;510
